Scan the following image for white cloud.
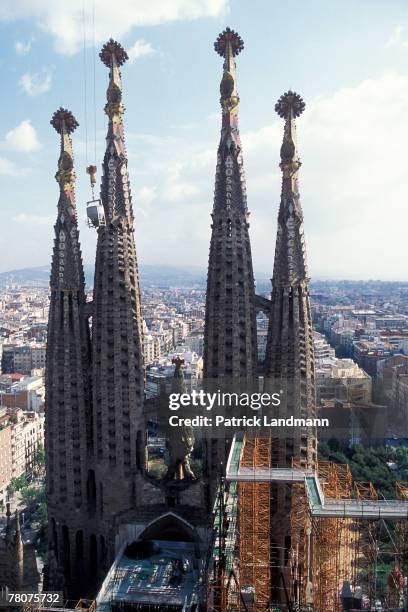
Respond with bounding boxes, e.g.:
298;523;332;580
240;73;408;279
126;72;408;278
0;0;229;55
386;25;408;48
128;39;156;62
12;213;54;225
165;161;200;202
191;148;215;169
137;185;157;205
1;120;40;153
19;68;52;96
0;158;21;176
15;37;34;55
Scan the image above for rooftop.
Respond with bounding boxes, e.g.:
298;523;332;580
97;540;202;611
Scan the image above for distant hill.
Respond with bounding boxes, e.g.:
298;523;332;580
0;264;274;290
0;267;51;287
2;266;407;292
0;264;208;288
2;266;407;291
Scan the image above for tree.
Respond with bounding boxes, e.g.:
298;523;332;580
20;484;46;514
7;474;29;496
33;444;45;476
318;443;398;499
396;446;408;480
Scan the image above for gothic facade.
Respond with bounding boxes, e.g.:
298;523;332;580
45;41;208;598
44;34;317;607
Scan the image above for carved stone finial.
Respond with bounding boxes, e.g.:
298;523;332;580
100;40;128;118
214;27;244;57
99;39;128;67
51;108;77;197
275;91;305;119
275;91;305;167
215;28;243;116
50;108;79;135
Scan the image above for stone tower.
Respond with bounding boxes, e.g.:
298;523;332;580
204;28;257;384
45;108;92;594
45;41;213;599
0;506;40;590
91;38;145;515
203;28;257;488
264;91;316;602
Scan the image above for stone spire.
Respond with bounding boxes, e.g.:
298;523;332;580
203;28;257;383
272;91;308;287
215;27;243;151
265;91;316;466
98;39;132;222
264;92;316;603
45;108;91;591
49;108;83;290
203;29;257;503
91;39;145;516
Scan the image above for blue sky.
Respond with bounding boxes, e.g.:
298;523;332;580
1;0;408;279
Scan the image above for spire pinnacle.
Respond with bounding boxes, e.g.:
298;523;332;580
275;90;305;119
50;107;79;135
100;39;128;118
215;28;243;116
272;90;308;286
275;91;305;168
50;108;78;198
214;27;244;57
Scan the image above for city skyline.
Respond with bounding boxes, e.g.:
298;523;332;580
1;1;408;279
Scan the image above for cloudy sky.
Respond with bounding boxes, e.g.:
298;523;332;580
0;0;408;279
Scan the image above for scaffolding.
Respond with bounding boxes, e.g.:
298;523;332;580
211;434;408;611
353;481;379;607
394;482;408;608
290;459;310;607
207;481;241;612
238;435;271;610
310;461;354;612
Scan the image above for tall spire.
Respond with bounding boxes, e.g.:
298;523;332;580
45;108;91;593
91;39;145;521
49;108;83;290
100;38;128;117
272;91;308;286
98;39;132;222
215;27;243;130
204;27;256;382
263;91;316;604
203;29;257;500
265;90;315;460
211;28;247;214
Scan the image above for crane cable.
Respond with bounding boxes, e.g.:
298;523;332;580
82;0;88;169
92;0;97;170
